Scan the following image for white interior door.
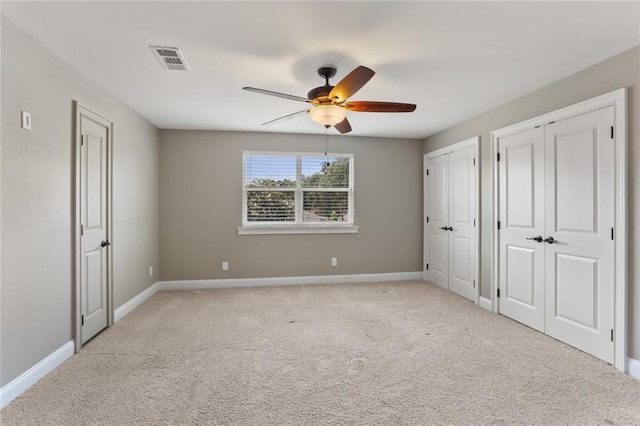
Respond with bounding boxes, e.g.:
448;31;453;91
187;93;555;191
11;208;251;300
544;106;614;363
79;111;110;345
427;154;449;289
498;127;545;332
448;146;476;301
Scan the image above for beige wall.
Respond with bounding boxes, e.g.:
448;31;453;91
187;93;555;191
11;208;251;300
1;19;160;386
423;46;640;360
160;130;423;280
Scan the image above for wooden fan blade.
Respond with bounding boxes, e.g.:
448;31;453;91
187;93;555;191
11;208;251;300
344;101;416;113
243;87;310;103
328;66;375;103
261;109;309;126
334;117;352;134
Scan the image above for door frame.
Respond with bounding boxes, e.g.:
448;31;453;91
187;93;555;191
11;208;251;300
490;88;627;372
424;136;480;304
73;101;114;352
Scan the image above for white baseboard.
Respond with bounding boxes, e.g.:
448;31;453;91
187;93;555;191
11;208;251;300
159;271;423;290
0;341;74;409
628;357;640;380
118;274;422;315
479;296;492;312
114;281;160;322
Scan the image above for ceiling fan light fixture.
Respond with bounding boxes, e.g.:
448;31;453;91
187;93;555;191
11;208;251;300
244;65;416;134
309;105;346;127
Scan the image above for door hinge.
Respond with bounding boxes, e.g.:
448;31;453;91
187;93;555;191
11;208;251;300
497;220;501;230
497;288;501;298
611;126;614;139
81;135;84;146
426;169;429;176
611;329;614;342
426;263;429;270
548;121;555;125
81;224;84;236
426;216;430;223
497;153;501;162
473;158;476;166
473;280;476;288
611;227;614;240
473;219;476;227
81;315;85;326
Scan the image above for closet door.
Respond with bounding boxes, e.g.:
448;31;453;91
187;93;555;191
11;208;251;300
498;127;545;332
448;146;476;301
543;106;615;363
497;106;615;363
426;146;477;302
428;154;449;289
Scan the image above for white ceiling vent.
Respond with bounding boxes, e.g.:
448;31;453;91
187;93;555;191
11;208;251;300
150;46;190;71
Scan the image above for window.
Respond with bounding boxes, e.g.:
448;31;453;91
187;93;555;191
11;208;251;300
239;152;357;234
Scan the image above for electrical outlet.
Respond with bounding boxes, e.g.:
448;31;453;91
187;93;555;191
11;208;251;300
331;257;338;267
21;111;31;130
222;261;229;271
149;266;153;277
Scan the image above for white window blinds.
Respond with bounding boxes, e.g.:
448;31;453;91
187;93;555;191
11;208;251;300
242;152;354;227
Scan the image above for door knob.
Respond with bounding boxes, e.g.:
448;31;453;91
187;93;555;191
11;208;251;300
100;240;111;248
439;226;453;231
526;236;543;243
544;236;557;244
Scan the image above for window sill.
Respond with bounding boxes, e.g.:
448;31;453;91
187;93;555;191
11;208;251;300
237;225;359;235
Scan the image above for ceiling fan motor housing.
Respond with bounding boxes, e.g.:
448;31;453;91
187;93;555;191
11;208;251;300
307;66;338;103
307;85;334;103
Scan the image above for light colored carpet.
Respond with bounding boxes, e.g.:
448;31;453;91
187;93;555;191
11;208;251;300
2;280;640;425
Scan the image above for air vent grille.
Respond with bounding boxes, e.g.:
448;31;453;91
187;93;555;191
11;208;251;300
150;46;190;71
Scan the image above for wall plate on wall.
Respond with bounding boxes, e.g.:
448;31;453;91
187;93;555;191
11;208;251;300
21;111;31;130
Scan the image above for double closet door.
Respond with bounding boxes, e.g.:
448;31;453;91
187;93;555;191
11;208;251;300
425;142;477;302
497;106;614;364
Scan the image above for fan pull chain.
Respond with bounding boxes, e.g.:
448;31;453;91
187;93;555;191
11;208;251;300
324;127;329;156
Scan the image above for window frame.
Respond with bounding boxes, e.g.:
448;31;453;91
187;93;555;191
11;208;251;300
238;151;358;235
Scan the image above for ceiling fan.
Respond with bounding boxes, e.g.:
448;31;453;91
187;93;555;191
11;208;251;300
243;65;416;134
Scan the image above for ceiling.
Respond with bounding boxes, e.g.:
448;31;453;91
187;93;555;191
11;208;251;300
2;1;639;139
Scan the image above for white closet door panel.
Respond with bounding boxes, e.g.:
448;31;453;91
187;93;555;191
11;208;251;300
451;153;471;223
498;127;545;332
448;146;476;301
505;245;535;305
554;254;598;327
544;106;614;364
428;154;449;288
506;143;536;228
554;128;597;232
